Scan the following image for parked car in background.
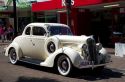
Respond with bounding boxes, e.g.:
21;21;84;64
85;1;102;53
5;23;111;76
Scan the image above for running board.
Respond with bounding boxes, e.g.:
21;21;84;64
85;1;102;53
19;58;44;66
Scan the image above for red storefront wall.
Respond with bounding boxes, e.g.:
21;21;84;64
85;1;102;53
59;8;78;35
32;0;104;12
32;0;62;12
59;8;92;35
32;0;122;12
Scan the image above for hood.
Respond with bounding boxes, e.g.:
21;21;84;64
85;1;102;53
54;35;91;44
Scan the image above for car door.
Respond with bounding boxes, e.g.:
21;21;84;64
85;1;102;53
19;26;34;57
30;26;47;60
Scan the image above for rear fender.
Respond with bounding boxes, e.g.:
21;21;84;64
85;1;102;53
5;42;23;60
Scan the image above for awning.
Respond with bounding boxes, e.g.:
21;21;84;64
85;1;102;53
32;0;63;12
32;0;104;12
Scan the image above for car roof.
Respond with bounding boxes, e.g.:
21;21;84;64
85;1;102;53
27;23;69;28
22;23;70;35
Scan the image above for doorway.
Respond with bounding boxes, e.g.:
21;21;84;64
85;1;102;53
91;10;113;47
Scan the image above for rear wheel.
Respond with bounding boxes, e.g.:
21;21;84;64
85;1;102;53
9;48;18;64
57;55;72;76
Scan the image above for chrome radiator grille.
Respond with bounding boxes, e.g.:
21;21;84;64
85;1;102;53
87;38;98;64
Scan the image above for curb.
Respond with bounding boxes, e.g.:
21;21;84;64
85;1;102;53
0;42;11;45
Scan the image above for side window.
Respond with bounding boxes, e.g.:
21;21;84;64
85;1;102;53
33;27;46;36
25;27;31;35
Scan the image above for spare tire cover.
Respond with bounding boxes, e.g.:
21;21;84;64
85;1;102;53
44;37;59;56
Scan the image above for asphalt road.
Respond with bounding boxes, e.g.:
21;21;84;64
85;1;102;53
0;45;125;82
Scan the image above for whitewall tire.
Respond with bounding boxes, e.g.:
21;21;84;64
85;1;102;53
57;55;72;76
9;48;18;64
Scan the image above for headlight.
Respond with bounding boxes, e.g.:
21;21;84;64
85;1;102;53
96;43;102;50
82;44;88;50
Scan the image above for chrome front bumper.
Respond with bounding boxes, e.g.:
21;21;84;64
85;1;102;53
79;63;109;69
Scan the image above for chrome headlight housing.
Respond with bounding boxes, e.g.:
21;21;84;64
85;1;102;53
82;44;88;51
81;44;88;56
96;43;102;51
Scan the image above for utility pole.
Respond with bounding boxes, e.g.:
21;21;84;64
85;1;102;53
13;0;17;37
30;0;37;22
65;0;71;28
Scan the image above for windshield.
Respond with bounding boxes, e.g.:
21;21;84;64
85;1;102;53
48;26;72;36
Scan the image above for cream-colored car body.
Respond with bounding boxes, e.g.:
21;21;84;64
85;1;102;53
5;23;110;69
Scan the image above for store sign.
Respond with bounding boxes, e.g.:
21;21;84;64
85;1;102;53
62;0;75;6
32;0;103;12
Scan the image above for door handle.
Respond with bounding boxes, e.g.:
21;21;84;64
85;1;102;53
30;39;35;46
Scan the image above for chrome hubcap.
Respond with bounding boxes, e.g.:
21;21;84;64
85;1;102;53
59;59;69;73
10;51;16;62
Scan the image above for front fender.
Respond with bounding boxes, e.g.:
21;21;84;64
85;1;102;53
99;48;111;63
99;48;108;55
40;47;83;68
5;42;23;60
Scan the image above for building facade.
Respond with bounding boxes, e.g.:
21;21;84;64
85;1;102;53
32;0;125;47
0;0;34;33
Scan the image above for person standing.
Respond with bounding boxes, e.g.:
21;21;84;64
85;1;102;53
0;25;4;42
7;25;14;40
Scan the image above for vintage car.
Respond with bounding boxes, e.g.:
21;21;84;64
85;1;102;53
5;23;111;76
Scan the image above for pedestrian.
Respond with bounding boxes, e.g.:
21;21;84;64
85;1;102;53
7;25;14;40
3;26;7;41
0;25;4;42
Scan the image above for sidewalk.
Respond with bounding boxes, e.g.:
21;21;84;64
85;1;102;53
0;40;12;45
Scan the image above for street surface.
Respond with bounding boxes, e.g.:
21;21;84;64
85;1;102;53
0;44;125;82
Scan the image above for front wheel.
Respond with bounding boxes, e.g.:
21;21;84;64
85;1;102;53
57;55;72;76
9;48;18;64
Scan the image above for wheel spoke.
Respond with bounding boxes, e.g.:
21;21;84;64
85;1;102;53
61;60;68;71
9;49;17;64
11;52;16;61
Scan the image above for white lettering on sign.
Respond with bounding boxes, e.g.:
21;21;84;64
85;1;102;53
62;0;74;7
